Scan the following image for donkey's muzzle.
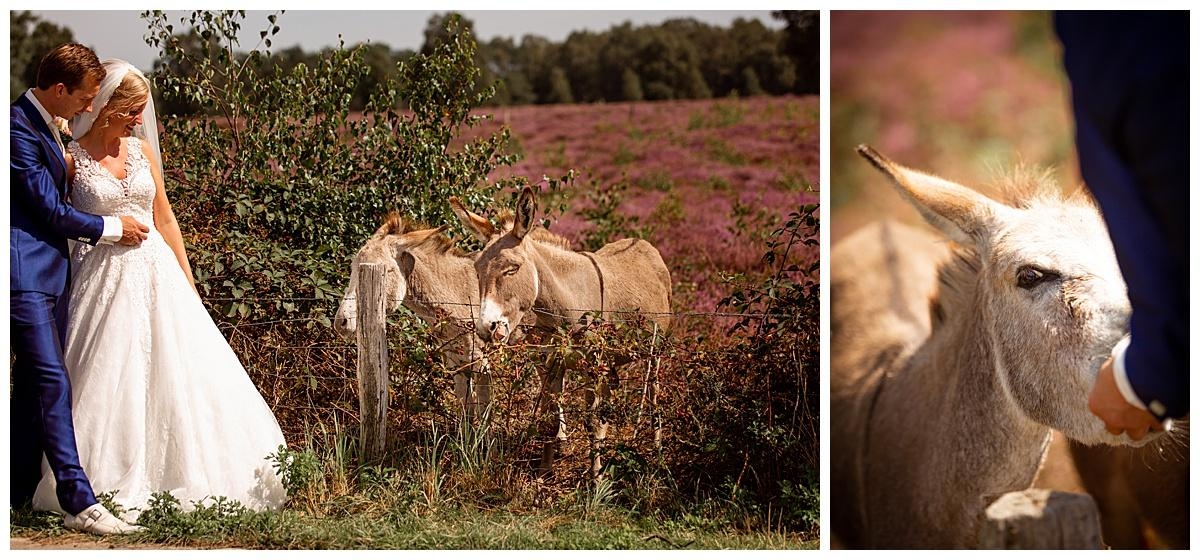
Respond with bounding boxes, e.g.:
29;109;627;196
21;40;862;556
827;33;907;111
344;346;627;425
485;321;509;343
333;313;356;340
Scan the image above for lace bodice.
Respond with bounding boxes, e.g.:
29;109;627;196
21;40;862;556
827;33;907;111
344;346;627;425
68;137;155;225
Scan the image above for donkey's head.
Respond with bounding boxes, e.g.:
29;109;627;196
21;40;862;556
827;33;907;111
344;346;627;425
858;145;1147;446
450;188;540;343
333;212;446;340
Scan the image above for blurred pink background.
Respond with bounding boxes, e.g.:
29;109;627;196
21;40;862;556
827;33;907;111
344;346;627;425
831;11;1079;242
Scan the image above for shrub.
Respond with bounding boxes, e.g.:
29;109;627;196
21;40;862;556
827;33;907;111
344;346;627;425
144;10;522;321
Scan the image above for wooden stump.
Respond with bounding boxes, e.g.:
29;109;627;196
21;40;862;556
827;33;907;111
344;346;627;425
978;488;1103;549
355;262;389;462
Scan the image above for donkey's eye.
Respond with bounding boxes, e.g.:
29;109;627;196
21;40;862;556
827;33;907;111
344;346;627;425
503;266;520;276
1016;266;1058;290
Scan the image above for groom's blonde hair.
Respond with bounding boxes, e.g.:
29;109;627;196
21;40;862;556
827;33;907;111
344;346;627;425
95;72;151;131
36;43;105;92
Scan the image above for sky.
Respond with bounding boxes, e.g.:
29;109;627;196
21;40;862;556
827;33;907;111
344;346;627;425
28;10;784;72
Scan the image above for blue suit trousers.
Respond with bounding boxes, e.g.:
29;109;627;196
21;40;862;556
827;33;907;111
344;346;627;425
10;289;98;515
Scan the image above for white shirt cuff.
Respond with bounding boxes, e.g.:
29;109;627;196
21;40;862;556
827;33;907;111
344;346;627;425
99;216;123;244
1110;335;1148;411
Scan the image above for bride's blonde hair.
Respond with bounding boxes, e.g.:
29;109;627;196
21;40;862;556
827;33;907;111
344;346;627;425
94;71;149;131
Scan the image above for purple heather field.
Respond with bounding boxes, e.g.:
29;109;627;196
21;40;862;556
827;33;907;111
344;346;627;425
478;94;819;314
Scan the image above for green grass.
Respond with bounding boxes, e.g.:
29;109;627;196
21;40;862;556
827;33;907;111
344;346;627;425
778;172;816;193
613;141;639;166
705;138;747;166
10;419;816;550
687;99;746;131
11;502;812;550
544;140;569;169
633;169;674;192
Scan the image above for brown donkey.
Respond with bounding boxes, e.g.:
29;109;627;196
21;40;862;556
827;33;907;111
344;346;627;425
334;213;490;419
831;145;1169;548
450;187;671;477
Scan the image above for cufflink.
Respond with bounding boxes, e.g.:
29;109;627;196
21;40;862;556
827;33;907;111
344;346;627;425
1149;400;1167;418
77;237;89;242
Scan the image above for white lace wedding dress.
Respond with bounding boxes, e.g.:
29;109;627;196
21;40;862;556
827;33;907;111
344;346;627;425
32;137;288;521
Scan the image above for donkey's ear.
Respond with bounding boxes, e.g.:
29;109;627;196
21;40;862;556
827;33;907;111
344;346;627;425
514;186;537;239
449;197;496;242
857;145;999;245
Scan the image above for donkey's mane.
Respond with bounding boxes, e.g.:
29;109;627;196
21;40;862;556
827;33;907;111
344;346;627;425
526;226;575;251
413;231;469;257
377;211;468;257
378;211;418;236
495;209;516;233
492;208;571;250
993;164;1093;210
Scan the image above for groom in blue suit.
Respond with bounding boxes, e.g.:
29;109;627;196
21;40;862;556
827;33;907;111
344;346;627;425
10;43;148;534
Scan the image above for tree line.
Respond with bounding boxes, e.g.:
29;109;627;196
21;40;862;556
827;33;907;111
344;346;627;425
11;11;816;114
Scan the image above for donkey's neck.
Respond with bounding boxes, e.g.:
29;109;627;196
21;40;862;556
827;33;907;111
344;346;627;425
404;247;478;324
528;241;602;327
893;282;1050;543
917;250;1049;478
923;304;1049;477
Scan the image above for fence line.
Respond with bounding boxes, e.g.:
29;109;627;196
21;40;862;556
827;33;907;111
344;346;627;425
337;295;796;318
212;296;801;321
268;374;358;382
240;320;809;458
269;403;358;414
216;264;810;463
217;317;330;329
205;296;331;301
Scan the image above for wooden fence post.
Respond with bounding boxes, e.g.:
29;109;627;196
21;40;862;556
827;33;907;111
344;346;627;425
356;262;389;462
650;323;662;450
977;488;1103;549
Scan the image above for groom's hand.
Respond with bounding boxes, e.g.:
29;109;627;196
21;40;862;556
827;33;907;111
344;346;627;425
118;216;150;246
1089;355;1165;440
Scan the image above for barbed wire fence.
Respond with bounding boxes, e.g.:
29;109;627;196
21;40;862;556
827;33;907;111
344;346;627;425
212;263;817;485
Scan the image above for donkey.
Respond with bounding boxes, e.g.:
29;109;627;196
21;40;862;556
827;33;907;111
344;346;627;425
334;212;491;419
830;145;1168;548
449;187;672;477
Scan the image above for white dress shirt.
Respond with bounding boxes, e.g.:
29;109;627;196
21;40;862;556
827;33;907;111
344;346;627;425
1110;335;1168;419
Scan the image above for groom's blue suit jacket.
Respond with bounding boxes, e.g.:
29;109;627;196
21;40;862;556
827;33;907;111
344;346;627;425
11;93;107;514
10;94;105;295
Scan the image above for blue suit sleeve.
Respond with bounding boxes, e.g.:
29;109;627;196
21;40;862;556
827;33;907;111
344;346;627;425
10;116;106;244
1056;12;1189;419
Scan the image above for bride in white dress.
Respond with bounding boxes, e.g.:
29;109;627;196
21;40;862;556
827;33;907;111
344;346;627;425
32;59;288;521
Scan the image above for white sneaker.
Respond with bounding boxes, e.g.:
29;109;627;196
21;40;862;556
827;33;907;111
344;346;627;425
63;503;144;535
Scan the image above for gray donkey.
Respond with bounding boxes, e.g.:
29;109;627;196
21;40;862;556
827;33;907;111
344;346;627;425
450;188;671;478
831;145;1169;548
334;212;491;418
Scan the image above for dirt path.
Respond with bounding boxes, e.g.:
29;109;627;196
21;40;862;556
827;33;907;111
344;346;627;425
9;535;202;550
